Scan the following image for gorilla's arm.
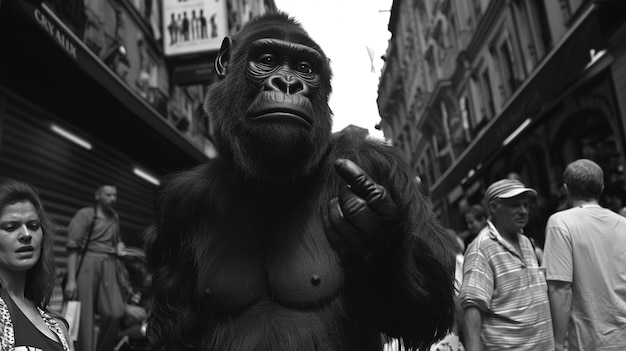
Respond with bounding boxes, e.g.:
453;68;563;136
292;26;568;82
326;134;455;349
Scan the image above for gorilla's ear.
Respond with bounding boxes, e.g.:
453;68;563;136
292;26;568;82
215;37;232;78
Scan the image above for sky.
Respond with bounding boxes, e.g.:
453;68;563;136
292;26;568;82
273;0;394;140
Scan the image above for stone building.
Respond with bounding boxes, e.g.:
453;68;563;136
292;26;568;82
378;0;626;244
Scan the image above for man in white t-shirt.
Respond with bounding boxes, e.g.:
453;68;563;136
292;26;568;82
544;159;626;350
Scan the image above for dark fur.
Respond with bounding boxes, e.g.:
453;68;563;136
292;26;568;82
146;12;454;351
206;13;333;184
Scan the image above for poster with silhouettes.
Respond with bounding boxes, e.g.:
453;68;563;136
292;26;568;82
163;0;227;56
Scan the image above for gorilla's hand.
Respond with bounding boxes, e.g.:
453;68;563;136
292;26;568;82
325;158;400;264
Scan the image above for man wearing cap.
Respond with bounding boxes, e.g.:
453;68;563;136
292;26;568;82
460;179;554;351
543;159;626;350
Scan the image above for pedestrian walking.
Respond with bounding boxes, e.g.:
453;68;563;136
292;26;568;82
460;179;554;351
64;183;127;351
544;159;626;350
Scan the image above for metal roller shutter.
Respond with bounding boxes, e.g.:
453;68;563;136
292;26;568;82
0;92;158;311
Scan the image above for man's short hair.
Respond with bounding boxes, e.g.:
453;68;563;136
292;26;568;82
96;182;116;194
563;159;603;200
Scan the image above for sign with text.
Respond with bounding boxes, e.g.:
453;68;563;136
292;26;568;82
162;0;227;56
172;55;218;85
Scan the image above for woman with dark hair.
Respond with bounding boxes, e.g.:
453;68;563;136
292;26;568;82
0;176;73;350
463;204;488;250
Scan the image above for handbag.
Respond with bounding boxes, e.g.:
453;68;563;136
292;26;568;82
61;207;97;290
61;300;81;341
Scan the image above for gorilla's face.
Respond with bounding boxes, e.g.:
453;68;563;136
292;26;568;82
206;15;333;182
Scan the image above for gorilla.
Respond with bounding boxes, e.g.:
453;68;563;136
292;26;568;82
146;11;455;351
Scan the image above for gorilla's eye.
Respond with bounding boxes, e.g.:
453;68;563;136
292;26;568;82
295;63;313;74
257;54;278;67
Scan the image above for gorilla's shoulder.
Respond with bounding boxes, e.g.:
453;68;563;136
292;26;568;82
331;132;394;154
157;160;226;204
161;162;211;188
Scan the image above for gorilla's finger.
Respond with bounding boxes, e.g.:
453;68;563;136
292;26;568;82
337;187;382;235
334;159;396;216
334;159;384;203
326;197;365;249
337;186;369;216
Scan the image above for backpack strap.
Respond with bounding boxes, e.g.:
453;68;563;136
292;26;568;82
75;206;97;278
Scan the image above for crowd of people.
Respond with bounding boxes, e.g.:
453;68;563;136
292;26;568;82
452;158;626;351
1;158;626;350
0;179;147;351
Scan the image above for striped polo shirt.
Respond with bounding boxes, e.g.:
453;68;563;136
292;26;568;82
460;221;554;350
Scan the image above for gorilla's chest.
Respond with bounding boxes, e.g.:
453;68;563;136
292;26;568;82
196;213;344;312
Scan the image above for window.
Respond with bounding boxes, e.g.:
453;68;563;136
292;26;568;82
480;69;495;119
559;0;572;24
529;0;552;55
459;96;472;141
425;44;436;85
472;0;482;21
427;146;437;186
498;36;520;98
448;15;459;51
419;157;431;189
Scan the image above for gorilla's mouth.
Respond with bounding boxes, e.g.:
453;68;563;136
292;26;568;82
249;109;312;128
247;92;314;128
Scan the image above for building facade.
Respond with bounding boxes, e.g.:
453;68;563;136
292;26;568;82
0;0;275;310
378;0;626;246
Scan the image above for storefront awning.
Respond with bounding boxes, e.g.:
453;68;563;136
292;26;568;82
13;0;210;164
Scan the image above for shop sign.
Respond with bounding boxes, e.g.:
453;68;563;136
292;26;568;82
162;0;228;56
27;2;79;60
172;56;217;85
